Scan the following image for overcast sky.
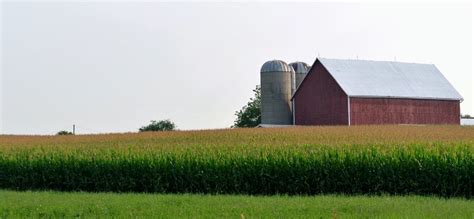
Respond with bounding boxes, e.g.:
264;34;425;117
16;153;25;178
1;1;472;134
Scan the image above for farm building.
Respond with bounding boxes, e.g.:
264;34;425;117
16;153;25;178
260;58;463;126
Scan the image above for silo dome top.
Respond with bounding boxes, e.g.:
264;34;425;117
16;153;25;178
289;62;310;74
260;60;292;73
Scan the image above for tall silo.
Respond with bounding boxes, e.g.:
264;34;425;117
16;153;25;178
289;62;310;91
260;60;293;125
289;66;296;95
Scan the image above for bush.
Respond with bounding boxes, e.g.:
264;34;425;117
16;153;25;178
56;131;73;136
233;85;261;128
139;120;176;132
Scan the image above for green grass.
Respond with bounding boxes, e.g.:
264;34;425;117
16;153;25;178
0;190;472;218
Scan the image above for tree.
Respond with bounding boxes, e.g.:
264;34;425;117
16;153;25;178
461;114;472;119
139;120;176;132
57;130;73;135
233;85;261;128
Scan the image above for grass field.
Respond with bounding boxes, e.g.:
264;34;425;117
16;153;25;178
0;126;473;196
1;190;473;218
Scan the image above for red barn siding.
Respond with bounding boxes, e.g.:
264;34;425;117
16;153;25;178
350;98;460;125
293;60;348;125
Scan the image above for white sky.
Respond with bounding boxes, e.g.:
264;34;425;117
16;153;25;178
1;1;472;134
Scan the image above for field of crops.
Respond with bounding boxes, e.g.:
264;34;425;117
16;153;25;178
0;125;473;197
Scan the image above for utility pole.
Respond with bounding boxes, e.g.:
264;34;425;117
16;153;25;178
73;124;75;135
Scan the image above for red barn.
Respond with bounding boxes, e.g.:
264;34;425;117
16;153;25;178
292;58;463;125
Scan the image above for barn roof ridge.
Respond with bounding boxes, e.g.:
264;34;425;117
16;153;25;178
292;58;463;101
318;57;435;65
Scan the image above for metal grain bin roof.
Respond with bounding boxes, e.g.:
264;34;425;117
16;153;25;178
289;62;310;74
261;60;291;73
318;58;463;101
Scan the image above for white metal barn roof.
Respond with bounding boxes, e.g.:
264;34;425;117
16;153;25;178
318;58;463;101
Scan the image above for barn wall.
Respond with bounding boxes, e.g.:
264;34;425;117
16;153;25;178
293;60;348;125
350;98;460;125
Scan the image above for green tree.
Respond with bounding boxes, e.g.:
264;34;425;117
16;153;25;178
139;120;176;132
233;85;261;128
56;130;73;135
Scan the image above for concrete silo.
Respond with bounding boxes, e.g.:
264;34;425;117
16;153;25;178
289;62;310;90
289;66;296;95
260;60;294;125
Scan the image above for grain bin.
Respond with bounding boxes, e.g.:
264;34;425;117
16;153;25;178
289;66;296;95
260;60;293;125
289;62;310;90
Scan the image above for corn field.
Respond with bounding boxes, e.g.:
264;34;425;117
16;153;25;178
0;126;473;197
